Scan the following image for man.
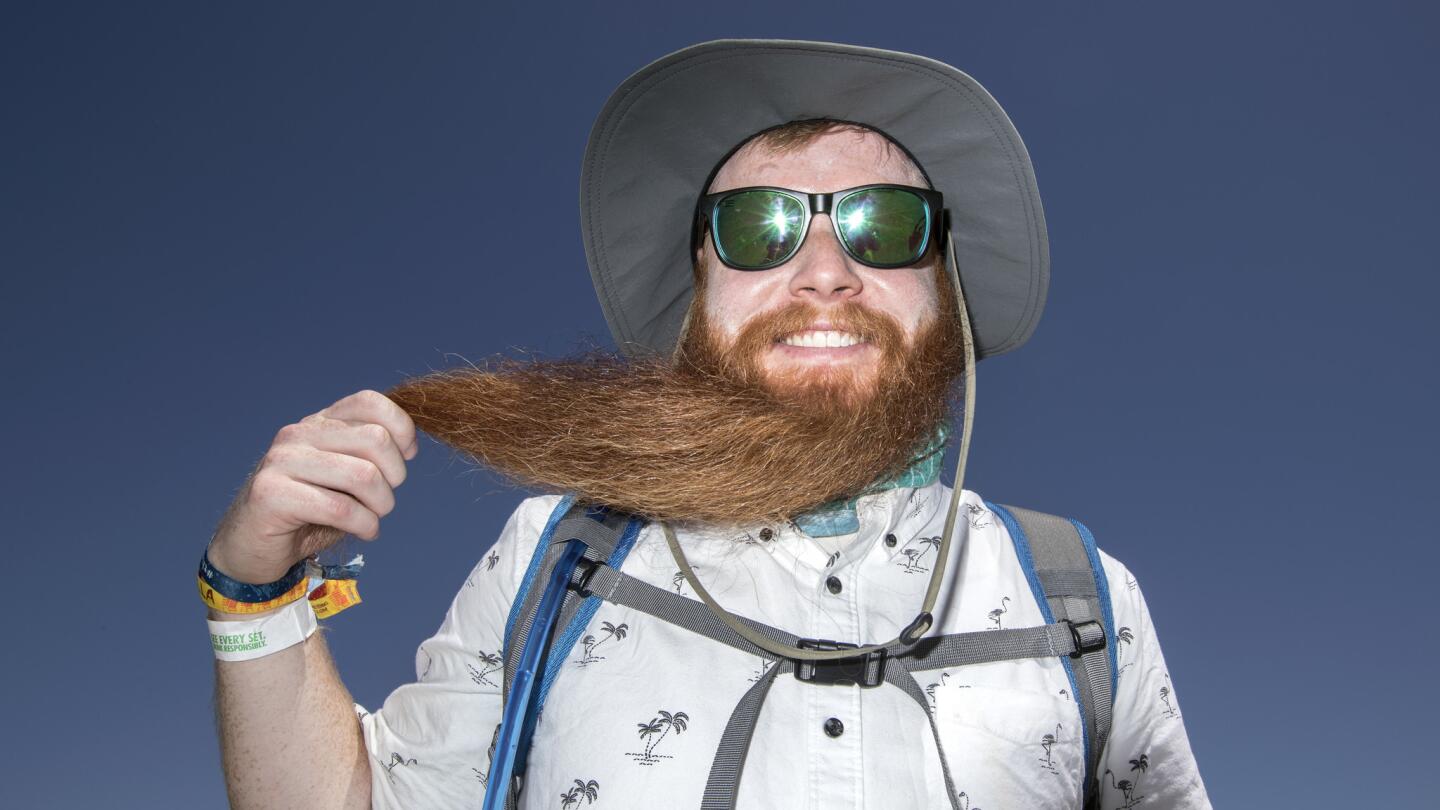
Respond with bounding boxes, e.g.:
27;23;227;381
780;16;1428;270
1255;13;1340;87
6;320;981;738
205;40;1210;809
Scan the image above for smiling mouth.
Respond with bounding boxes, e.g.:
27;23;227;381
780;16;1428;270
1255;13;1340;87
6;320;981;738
778;329;867;349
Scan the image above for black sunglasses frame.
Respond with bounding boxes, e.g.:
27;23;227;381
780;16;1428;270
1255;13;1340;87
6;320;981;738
695;183;945;271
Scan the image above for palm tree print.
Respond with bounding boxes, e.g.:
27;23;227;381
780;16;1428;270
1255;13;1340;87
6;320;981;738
575;621;629;666
987;596;1011;630
627;709;690;765
748;657;774;684
468;550;501;587
1058;688;1070;701
671;571;687;595
1159;672;1180;719
1104;753;1149;809
1116;626;1136;676
473;767;487;786
419;648;433;682
896;536;943;573
826;550;841;568
956;790;982;810
1039;723;1063;773
559;778;599;807
468;649;503;687
964;503;992;529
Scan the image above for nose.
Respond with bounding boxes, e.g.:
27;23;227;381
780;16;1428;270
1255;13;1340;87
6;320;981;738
786;214;863;301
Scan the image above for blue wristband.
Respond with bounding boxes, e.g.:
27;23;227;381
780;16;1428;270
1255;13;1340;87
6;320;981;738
199;549;309;604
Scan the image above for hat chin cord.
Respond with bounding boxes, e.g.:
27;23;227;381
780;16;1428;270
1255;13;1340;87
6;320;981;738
663;232;977;662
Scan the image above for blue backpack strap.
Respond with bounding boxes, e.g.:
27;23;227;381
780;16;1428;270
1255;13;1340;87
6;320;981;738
485;497;644;809
988;502;1115;810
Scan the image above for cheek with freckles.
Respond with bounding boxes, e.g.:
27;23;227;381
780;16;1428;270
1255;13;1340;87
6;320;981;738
867;266;943;346
700;267;787;345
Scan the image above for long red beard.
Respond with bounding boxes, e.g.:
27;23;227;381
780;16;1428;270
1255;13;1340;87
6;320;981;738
384;299;966;526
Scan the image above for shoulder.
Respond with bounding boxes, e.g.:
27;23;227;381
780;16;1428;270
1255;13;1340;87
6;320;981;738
504;493;572;538
971;496;1144;608
492;493;572;580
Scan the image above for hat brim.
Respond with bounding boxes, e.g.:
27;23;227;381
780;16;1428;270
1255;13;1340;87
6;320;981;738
580;39;1049;360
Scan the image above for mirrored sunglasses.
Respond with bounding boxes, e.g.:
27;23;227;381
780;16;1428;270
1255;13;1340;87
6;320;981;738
696;184;943;271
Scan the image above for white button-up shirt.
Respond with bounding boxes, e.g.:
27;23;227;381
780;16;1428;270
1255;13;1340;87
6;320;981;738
358;483;1211;808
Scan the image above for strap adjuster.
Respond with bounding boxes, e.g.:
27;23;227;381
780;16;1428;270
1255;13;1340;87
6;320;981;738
567;556;602;597
1066;620;1107;658
793;639;887;688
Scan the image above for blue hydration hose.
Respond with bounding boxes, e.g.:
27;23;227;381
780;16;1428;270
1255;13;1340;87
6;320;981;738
482;539;587;810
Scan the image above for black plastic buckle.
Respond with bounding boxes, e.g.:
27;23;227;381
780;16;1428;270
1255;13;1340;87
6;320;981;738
1067;620;1107;658
793;639;887;688
567;556;602;597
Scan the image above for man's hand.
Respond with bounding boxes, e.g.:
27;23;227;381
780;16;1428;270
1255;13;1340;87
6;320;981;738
207;389;419;585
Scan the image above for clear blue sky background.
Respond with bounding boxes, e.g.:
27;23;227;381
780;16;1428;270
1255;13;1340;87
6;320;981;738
3;1;1436;806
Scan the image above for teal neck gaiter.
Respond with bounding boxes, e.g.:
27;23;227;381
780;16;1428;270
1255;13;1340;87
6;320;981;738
791;424;951;538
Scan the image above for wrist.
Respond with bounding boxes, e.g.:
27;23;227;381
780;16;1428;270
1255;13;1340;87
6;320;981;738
207;604;285;621
205;542;294;585
208;596;318;661
198;547;311;615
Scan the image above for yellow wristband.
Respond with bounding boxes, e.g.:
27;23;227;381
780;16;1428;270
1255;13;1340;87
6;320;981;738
308;577;362;619
198;575;309;615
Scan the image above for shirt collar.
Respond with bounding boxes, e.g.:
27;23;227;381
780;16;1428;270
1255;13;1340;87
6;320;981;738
791;424;950;538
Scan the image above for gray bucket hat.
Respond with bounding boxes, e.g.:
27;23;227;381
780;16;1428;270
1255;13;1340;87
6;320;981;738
579;38;1050;360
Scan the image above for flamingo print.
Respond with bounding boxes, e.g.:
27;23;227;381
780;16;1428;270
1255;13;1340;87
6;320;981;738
987;596;1011;630
384;752;417;784
925;671;952;705
1104;753;1148;809
1039;723;1063;773
1160;673;1179;718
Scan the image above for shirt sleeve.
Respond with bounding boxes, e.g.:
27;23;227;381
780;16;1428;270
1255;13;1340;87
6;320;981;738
1097;552;1212;809
354;494;564;809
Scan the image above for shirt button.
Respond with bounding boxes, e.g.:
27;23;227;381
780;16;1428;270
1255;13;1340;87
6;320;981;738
758;527;774;542
823;717;845;737
884;533;898;547
825;576;843;595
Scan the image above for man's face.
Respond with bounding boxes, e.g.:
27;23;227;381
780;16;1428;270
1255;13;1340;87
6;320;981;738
693;129;943;405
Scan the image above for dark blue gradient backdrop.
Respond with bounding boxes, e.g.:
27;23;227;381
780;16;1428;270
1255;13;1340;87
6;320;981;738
3;2;1435;806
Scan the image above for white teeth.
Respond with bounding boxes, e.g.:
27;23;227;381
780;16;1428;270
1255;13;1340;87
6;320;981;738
782;330;862;348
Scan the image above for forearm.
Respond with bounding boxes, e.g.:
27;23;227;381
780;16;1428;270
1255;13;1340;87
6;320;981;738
212;609;372;810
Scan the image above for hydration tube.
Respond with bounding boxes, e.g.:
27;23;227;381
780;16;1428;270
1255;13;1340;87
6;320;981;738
482;540;588;810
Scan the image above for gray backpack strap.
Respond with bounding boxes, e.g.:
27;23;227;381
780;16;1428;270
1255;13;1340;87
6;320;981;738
587;563;1095;810
500;502;634;709
994;503;1115;810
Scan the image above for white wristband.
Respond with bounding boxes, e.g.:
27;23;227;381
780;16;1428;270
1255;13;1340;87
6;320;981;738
208;596;318;662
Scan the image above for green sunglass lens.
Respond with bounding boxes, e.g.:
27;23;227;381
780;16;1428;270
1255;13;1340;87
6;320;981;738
835;188;929;266
713;191;806;269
